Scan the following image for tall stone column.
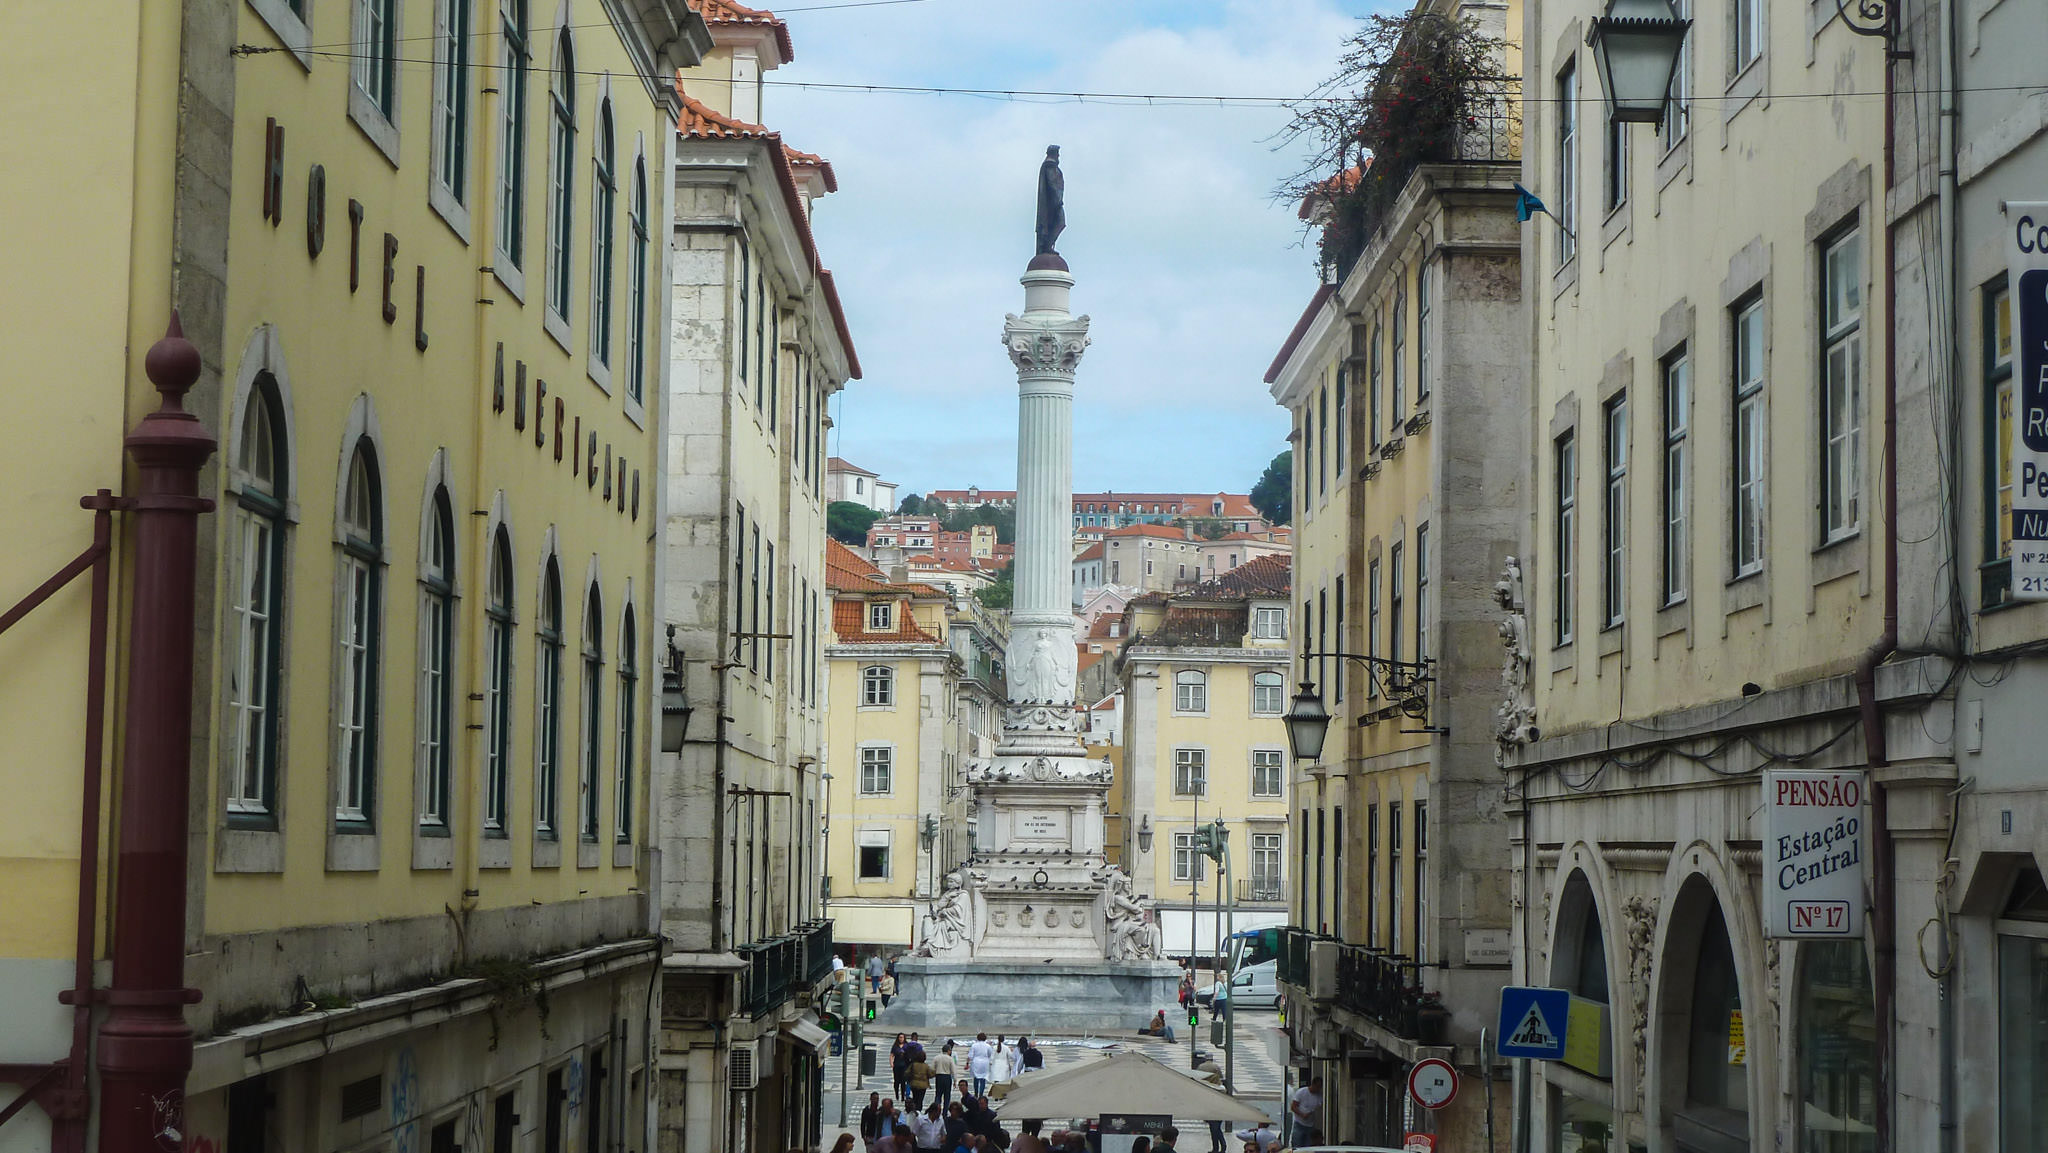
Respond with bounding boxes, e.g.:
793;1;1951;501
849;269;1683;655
1000;258;1090;739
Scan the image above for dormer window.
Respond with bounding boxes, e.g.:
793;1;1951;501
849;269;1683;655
869;602;894;631
1253;606;1287;639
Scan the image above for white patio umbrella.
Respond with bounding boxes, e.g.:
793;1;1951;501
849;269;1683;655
992;1050;1271;1123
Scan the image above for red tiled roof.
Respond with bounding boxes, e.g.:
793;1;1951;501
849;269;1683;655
929;489;1018;502
825;539;892;594
1265;283;1337;384
1075;542;1105;562
1298;163;1369;221
689;0;795;63
1104;523;1190;541
828;456;876;477
1077;649;1106;674
677;94;860;379
830;600;937;644
784;144;839;192
1192;553;1292;599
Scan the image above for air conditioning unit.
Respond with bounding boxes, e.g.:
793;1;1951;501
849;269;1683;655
1308;939;1339;1002
727;1039;760;1092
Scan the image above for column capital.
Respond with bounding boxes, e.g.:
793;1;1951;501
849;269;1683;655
1002;315;1092;379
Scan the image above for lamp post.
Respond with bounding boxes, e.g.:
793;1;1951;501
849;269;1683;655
920;814;940;903
660;625;692;754
1137;814;1154;854
1282;683;1332;764
1586;0;1691;127
821;772;833;904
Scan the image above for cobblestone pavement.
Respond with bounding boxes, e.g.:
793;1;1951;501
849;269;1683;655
818;1008;1290;1149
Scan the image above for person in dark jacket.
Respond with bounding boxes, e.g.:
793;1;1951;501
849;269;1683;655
860;1092;884;1141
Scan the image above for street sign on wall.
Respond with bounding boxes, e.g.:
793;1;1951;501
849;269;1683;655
1495;986;1571;1060
2007;204;2048;599
1763;769;1867;938
1406;1058;1458;1110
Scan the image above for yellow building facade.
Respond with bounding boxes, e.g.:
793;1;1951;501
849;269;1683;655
1114;557;1295;957
1;0;710;1148
821;543;968;956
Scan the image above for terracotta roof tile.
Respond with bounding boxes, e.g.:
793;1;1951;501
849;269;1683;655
828;456;876;477
1191;553;1292;599
1265;283;1337;384
689;0;796;63
1153;605;1250;647
1104;523;1190;541
784;144;838;192
830;600;937;644
1075;542;1105;562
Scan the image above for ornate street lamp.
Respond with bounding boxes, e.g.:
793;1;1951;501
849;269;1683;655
660;625;692;753
1586;0;1691;126
1282;682;1332;763
920;814;939;851
1137;814;1154;854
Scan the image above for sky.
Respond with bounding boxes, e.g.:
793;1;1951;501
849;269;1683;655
757;0;1381;500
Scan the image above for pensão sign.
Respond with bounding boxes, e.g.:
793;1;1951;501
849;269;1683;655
1763;770;1867;939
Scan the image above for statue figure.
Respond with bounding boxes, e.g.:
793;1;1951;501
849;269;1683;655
1493;555;1536;765
1018;629;1071;704
915;870;974;957
1104;872;1161;960
1035;146;1066;256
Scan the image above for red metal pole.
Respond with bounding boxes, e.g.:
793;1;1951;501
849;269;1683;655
95;314;216;1152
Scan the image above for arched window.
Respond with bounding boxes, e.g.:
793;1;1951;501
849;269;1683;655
1252;670;1284;715
1174;669;1208;713
227;380;287;820
589;99;615;372
1797;942;1876;1152
335;445;383;826
495;0;528;267
536;556;563;836
614;605;637;843
1678;887;1750;1119
419;490;456;828
625;156;648;404
484;530;514;834
1548;872;1615;1148
578;582;604;841
863;664;894;707
545;28;575;320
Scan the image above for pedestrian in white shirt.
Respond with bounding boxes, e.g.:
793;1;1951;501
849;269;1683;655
1231;1122;1277;1150
968;1032;994;1098
990;1034;1014;1084
1288;1075;1324;1146
913;1104;948;1153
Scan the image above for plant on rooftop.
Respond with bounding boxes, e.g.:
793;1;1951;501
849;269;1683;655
1280;12;1514;279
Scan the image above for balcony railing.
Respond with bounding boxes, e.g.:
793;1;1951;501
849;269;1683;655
1238;877;1286;904
1277;926;1315;988
799;918;836;987
1335;943;1430;1041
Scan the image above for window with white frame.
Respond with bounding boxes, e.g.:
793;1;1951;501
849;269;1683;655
354;0;397;118
484;532;513;834
1821;228;1864;542
578;584;603;842
1733;0;1762;74
1606;112;1629;212
1389;541;1405;665
1252;749;1284;797
589;100;616;374
862;664;895;707
868;601;893;632
1369;318;1384;450
495;0;528;269
615;606;636;843
1250;832;1283;898
1392;288;1407;424
1172;831;1206;882
1173;748;1207;796
227;383;286;820
1663;350;1691;604
1557;60;1578;263
859;746;893;795
1604;394;1628;627
545;29;575;323
857;829;891;880
1335;368;1348;476
431;0;471;209
1367;559;1382;698
625;158;648;405
1417;263;1433;402
1733;296;1767;575
1415;524;1431;661
1252;671;1284;716
1663;0;1691;149
536;559;563;835
418;492;455;829
1556;431;1578;643
1174;669;1208;713
335;447;383;827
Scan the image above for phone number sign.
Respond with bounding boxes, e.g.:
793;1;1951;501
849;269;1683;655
1763;770;1866;939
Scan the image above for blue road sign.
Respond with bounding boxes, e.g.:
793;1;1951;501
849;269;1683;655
1495;986;1571;1060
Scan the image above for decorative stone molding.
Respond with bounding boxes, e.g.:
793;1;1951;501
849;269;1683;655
1621;893;1659;1108
1002;323;1092;377
1493;556;1537;765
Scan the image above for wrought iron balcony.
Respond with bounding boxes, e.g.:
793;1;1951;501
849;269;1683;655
1334;943;1441;1042
1238;876;1286;903
1277;925;1315;988
735;934;803;1019
799;918;837;987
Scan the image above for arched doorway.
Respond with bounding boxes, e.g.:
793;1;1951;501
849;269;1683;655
1548;870;1615;1152
1656;877;1751;1153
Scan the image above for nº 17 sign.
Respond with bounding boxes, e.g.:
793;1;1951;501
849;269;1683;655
1763;770;1866;939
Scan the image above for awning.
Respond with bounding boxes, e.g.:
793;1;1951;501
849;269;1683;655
994;1051;1270;1124
780;1016;831;1051
826;901;915;946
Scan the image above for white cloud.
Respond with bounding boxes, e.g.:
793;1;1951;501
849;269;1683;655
769;0;1370;497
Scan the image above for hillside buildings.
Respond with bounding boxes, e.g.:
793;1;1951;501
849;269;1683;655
657;2;856;1149
826;456;897;513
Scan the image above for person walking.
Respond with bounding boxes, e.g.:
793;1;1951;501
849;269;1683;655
890;1034;911;1103
967;1033;993;1098
913;1103;948;1153
879;970;898;1007
867;953;887;994
932;1041;957;1108
1204;1120;1226;1153
989;1035;1013;1085
907;1050;932;1111
829;1135;858;1153
860;1092;884;1142
1287;1075;1324;1147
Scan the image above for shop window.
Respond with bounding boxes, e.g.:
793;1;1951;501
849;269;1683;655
1999;865;2048;1151
1796;941;1876;1153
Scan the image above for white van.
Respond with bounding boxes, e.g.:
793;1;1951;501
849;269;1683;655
1209;959;1281;1010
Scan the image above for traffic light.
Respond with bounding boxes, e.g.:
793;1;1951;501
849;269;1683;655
864;997;878;1022
1188;1004;1200;1027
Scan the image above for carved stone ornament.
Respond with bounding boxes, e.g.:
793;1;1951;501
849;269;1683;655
1621;893;1659;1108
1493;555;1537;767
1004;703;1081;733
991;909;1008;928
1030;756;1052;782
1003;324;1092;377
1071;910;1087;928
1018;907;1035;928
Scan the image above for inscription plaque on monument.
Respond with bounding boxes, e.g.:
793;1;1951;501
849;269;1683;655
1017;810;1069;840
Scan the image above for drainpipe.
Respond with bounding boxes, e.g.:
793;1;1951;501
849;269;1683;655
95;316;217;1153
1852;21;1901;1153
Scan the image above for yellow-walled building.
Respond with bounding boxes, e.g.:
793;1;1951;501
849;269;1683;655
1114;557;1296;957
821;543;968;957
0;0;710;1148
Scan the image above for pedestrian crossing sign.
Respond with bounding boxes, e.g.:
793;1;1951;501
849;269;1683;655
1495;986;1571;1060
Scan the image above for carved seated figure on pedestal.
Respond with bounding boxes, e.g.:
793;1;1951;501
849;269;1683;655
1103;872;1161;960
915;870;976;958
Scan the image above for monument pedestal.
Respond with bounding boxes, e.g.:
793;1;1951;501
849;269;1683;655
883;957;1182;1032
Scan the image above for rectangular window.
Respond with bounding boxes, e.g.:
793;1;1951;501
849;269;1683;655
1389;541;1405;666
1370;320;1384;450
1317;586;1328;693
1663;351;1691;604
857;829;890;880
495;0;527;268
485;604;512;832
1334;573;1347;703
1986;285;2016;606
1366;806;1380;947
1663;0;1691;148
1557;61;1578;264
1367;559;1383;698
1252;749;1284;797
228;509;279;816
1253;606;1286;639
1250;833;1283;900
1821;229;1864;542
1604;394;1628;627
432;0;471;205
580;642;602;841
748;527;761;672
1416;264;1433;402
1606;113;1629;212
1734;297;1767;575
1389;801;1404;955
731;505;746;660
1253;672;1285;715
1414;800;1428;961
1318;385;1330;496
1335;368;1348;477
354;0;397;115
1175;671;1208;713
1392;289;1407;425
1734;0;1763;73
337;556;377;824
859;747;892;795
615;635;636;843
764;541;776;681
1173;832;1205;883
1414;524;1431;661
546;48;575;322
1556;431;1578;643
862;664;894;707
1173;748;1207;797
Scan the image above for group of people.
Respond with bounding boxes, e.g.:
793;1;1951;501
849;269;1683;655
850;1092;1020;1153
889;1032;1044;1107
